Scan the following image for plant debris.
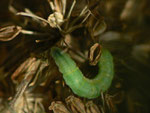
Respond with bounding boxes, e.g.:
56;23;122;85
0;0;150;113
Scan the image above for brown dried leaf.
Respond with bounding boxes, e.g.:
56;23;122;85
0;25;22;41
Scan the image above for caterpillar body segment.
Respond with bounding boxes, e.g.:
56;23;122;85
51;47;114;99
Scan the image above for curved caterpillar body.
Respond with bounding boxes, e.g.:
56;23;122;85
51;47;114;99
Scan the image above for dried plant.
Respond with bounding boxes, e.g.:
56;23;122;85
0;0;150;113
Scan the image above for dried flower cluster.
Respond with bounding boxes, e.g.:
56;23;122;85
0;0;150;113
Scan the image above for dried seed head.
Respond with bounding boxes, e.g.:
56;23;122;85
86;101;101;113
49;101;70;113
48;12;64;28
66;95;86;113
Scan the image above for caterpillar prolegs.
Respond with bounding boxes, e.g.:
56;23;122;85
51;47;114;99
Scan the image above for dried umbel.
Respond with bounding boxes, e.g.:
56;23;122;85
1;0;114;112
17;0;91;35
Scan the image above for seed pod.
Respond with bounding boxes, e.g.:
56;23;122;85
66;95;86;113
49;101;70;113
0;25;22;41
86;101;101;113
88;43;101;66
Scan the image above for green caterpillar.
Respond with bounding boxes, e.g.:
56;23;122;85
51;47;114;99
